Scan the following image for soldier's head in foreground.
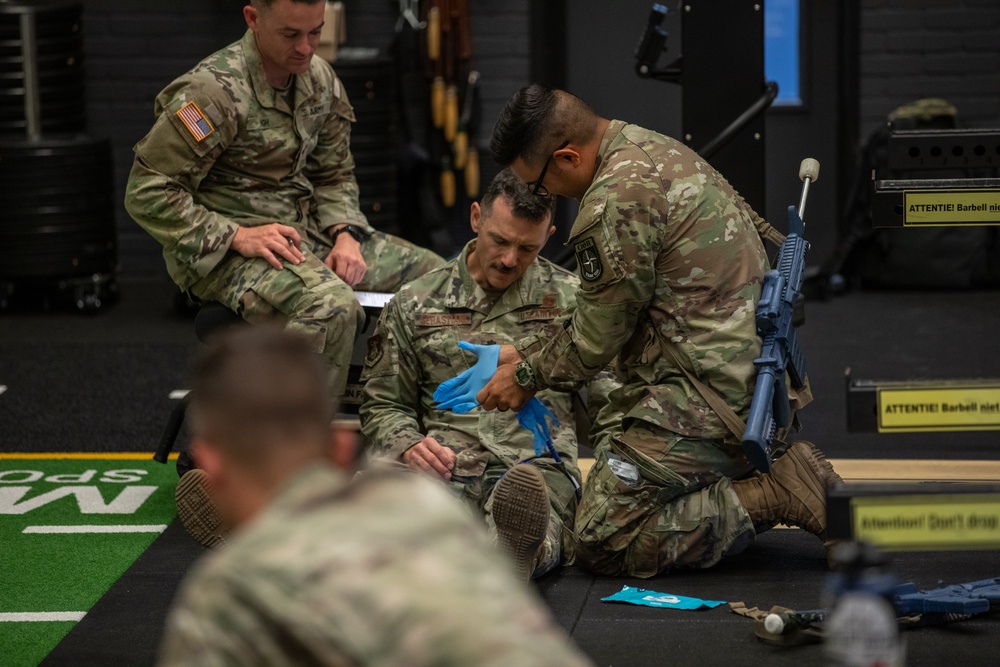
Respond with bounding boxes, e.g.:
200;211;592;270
243;0;325;82
468;168;557;290
187;325;356;528
491;85;605;200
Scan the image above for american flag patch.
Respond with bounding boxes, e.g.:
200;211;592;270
176;101;214;142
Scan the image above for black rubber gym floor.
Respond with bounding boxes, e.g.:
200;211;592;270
4;277;1000;666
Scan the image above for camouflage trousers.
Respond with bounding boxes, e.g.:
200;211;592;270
574;421;756;578
450;455;580;579
191;230;444;397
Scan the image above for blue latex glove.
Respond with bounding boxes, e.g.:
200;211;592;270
434;342;499;413
516;397;560;458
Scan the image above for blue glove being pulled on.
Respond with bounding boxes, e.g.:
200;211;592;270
517;397;581;500
516;397;560;458
434;342;499;413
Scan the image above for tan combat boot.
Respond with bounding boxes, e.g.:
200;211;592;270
732;441;842;562
492;464;550;581
175;469;229;549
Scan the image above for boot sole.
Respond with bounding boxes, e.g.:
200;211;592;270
175;469;227;549
492;464;549;580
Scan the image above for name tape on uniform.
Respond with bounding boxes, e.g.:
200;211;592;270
852;494;1000;550
877;385;1000;432
904;190;1000;226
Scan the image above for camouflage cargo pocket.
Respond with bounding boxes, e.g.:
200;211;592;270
576;452;658;547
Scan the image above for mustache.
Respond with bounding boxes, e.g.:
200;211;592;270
490;264;516;274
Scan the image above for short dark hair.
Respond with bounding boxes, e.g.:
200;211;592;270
189;326;332;459
490;84;599;167
252;0;323;10
480;167;556;225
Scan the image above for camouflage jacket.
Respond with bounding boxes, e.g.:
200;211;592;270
158;465;594;667
360;241;622;478
526;120;773;440
125;30;371;290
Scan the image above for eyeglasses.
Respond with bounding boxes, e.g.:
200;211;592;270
529;140;569;197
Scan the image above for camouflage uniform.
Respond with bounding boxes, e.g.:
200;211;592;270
522;120;780;577
360;241;622;577
158;465;594;667
125;30;444;395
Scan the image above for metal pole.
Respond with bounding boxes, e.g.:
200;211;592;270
798;179;811;222
20;10;42;141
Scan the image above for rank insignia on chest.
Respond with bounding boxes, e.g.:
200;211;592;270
176;101;214;142
575;237;603;282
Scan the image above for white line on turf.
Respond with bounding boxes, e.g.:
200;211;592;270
0;612;86;622
23;525;168;534
169;389;190;400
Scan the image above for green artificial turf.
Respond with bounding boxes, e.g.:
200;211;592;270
0;457;177;666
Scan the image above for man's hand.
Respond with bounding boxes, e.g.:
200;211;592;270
402;436;456;481
231;224;305;270
324;226;367;286
476;362;535;412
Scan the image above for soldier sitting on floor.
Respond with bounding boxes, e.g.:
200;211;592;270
360;169;622;580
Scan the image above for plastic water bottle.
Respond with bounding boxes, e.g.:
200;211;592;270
824;542;905;667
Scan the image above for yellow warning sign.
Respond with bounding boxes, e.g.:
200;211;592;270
904;190;1000;226
852;494;1000;550
877;385;1000;432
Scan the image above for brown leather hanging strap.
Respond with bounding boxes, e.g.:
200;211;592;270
657;336;747;442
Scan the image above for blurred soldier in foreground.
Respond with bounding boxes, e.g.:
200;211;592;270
158;326;594;667
360;169;622;580
468;85;840;577
124;0;443;399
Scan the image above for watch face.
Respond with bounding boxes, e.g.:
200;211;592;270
515;363;532;387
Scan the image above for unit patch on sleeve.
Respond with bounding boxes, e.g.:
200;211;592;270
365;333;384;366
176;101;215;142
575;237;604;282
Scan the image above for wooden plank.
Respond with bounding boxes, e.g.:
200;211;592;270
575;458;1000;483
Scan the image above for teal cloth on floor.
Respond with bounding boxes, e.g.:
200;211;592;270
601;585;726;610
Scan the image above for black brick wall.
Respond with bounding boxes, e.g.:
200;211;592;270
67;0;1000;274
77;0;528;275
860;0;1000;139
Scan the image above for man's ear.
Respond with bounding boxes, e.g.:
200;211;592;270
546;223;556;240
553;145;583;168
469;201;481;234
328;425;359;471
243;5;259;30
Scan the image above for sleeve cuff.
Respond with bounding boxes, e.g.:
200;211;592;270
386;432;425;460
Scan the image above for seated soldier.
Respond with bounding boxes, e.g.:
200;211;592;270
158;326;594;667
124;0;443;399
124;0;443;547
360;169;622;580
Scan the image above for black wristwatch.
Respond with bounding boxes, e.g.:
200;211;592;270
514;360;537;390
330;224;367;244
